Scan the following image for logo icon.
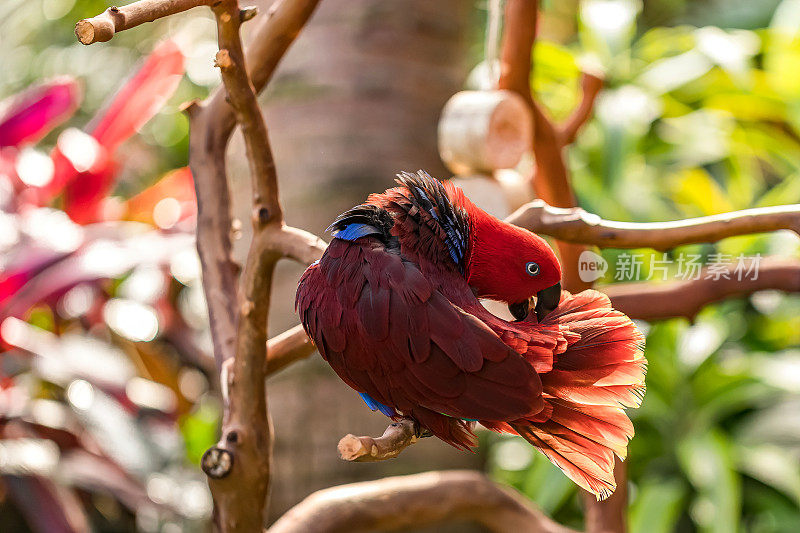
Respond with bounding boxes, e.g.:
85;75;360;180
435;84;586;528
578;250;608;282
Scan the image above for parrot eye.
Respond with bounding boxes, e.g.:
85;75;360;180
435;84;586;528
525;262;540;276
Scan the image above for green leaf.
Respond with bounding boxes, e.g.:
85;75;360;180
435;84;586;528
180;396;221;465
629;479;686;533
677;429;742;533
736;444;800;506
522;452;577;514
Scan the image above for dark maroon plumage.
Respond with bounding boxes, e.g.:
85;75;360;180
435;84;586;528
296;171;646;499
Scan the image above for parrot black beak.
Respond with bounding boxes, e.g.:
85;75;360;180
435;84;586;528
534;282;562;322
508;299;531;321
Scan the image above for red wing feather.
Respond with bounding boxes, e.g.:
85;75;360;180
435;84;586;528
296;239;545;434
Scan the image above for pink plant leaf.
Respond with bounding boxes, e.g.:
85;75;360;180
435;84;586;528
0;77;81;149
59;40;185;222
86;39;185;152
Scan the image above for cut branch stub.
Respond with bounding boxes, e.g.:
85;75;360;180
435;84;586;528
202;446;234;479
438;90;532;175
239;5;259;22
338;419;419;462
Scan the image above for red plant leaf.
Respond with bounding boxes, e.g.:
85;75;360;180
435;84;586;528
56;40;185;223
87;39;185;152
0;78;81;149
124;166;196;226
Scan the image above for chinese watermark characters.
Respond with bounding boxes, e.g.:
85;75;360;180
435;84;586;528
578;251;762;283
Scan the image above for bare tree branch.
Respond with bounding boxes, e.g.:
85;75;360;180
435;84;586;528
560;72;603;145
267;324;316;375
195;0;281;528
583;459;627;533
508;200;800;251
75;0;214;44
267;470;577;533
278;225;327;265
497;0;536;109
185;99;241;369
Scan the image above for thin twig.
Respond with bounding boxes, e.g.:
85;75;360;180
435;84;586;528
75;0;213;44
267;470;577;533
560;72;603;145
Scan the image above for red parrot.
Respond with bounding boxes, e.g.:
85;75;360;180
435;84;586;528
296;171;646;499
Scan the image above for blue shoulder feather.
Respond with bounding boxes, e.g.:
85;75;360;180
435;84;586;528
358;392;396;417
333;223;382;242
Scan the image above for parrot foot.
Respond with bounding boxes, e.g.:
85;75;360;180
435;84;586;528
408;419;432;439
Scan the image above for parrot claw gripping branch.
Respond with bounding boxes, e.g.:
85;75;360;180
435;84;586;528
76;1;800;532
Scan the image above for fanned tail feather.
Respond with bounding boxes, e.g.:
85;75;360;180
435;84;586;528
505;290;646;500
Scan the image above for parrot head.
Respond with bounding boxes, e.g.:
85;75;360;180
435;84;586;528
452;186;562;321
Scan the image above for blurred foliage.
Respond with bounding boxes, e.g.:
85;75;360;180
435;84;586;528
2;0;800;531
0;3;221;530
488;1;800;531
0;0;220;191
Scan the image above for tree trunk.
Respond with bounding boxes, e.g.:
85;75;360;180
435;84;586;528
227;0;478;525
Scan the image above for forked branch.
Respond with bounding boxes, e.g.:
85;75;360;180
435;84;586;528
196;0;283;529
186;0;323;369
560;72;603;144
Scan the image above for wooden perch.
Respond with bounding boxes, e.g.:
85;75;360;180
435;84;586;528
267;470;576;533
508;200;800;251
337;419;419;462
606;257;800;320
75;0;214;44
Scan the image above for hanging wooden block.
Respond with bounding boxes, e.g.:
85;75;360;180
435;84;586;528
438;90;532;175
451;169;534;219
450;174;511;218
495;168;535;211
